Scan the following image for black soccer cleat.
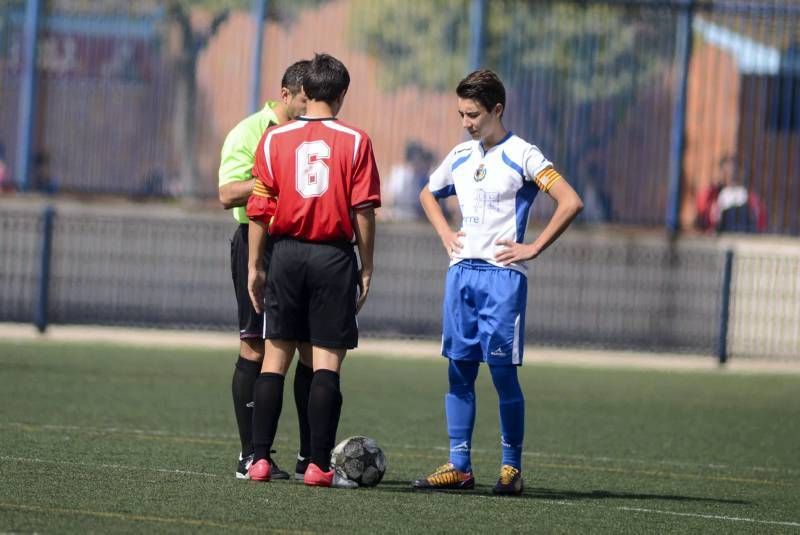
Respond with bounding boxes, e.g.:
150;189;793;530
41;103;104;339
236;451;289;480
236;452;254;479
412;462;475;491
492;464;523;496
268;450;290;480
294;454;310;480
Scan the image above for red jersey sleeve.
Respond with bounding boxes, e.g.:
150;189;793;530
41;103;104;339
246;132;278;223
350;135;381;209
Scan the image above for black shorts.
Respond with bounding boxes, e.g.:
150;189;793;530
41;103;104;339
265;237;358;349
230;224;271;340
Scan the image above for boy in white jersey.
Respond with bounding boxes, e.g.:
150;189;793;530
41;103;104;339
412;70;583;495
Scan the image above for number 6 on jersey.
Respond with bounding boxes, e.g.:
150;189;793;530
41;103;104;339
296;140;330;197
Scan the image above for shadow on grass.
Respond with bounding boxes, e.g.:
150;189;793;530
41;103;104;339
524;487;750;505
375;480;750;505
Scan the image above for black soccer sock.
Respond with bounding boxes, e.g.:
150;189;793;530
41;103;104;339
293;360;314;458
251;372;285;462
308;369;342;472
231;356;262;457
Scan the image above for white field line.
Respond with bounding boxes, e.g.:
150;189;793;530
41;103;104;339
4;421;799;478
467;497;800;529
2;422;237;440
616;506;800;528
0;455;217;477
2;455;799;529
0;502;305;534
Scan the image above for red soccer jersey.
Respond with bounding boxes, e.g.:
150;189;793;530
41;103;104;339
247;117;381;242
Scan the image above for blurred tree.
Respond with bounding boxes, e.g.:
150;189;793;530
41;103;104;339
348;0;667;102
164;0;325;199
349;0;672;220
165;0;230;200
0;0;26;59
347;0;470;91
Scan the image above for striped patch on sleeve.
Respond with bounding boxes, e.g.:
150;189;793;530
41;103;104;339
252;180;274;198
533;167;562;192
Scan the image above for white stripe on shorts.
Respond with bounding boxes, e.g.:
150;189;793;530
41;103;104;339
512;314;521;365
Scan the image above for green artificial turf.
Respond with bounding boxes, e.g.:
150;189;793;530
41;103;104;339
1;340;798;533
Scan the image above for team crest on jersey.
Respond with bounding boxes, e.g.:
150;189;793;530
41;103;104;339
474;164;487;182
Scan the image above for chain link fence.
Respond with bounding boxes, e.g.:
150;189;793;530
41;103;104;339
2;202;797;360
1;0;798;233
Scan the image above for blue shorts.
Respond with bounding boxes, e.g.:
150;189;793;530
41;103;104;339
441;260;527;366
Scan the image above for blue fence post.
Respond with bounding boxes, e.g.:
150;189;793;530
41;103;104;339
248;0;268;114
35;205;55;333
15;0;41;192
665;0;694;235
468;0;487;71
717;249;734;365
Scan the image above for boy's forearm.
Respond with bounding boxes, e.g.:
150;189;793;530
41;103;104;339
354;207;376;273
420;188;452;237
529;196;583;256
218;179;255;209
248;219;267;269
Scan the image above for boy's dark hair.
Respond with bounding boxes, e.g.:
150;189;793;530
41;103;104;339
302;53;350;103
281;59;310;94
456;69;506;115
718;154;737;169
718;154;742;185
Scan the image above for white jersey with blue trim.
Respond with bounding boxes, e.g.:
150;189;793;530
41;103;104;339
427;132;556;275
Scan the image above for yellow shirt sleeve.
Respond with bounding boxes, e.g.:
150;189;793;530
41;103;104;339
218;102;280;223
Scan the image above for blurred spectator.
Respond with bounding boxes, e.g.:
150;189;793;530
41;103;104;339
131;168;173;202
709;155;767;234
385;141;435;221
139;168;168;199
31;151;59;195
0;142;12;193
694;155;736;232
580;165;611;223
694;181;723;233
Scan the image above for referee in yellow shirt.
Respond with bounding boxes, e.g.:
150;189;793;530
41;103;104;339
218;59;312;480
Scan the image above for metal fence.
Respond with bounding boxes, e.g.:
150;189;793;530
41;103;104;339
0;206;40;323
729;248;800;358
2;202;798;360
1;0;799;234
0;1;173;196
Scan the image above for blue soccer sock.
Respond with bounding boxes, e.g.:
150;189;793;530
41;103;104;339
445;359;479;473
489;364;524;470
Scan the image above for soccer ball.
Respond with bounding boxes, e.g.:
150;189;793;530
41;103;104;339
330;435;387;487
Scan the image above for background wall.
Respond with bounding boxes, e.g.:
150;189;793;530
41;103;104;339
2;201;797;360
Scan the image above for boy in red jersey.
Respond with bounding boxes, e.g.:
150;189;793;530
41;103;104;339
245;53;381;488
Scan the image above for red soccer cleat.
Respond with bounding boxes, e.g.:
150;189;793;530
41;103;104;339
248;459;271;482
303;462;357;488
303;462;333;487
